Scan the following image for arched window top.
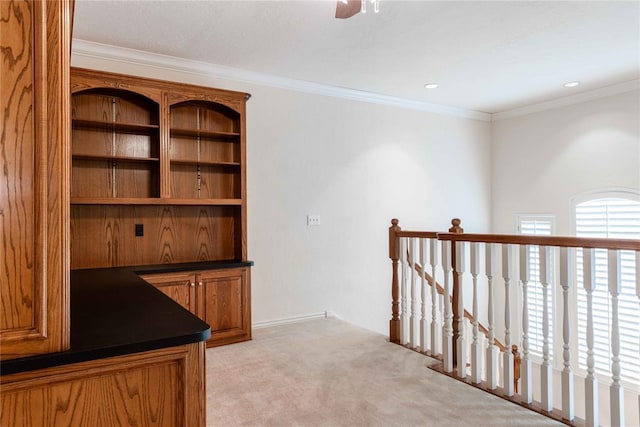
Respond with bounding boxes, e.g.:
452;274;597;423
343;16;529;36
575;197;640;239
572;189;640;238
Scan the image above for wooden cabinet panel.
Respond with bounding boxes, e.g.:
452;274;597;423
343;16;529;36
142;267;251;347
1;0;72;359
140;272;196;314
198;268;251;347
0;342;205;427
201;272;243;331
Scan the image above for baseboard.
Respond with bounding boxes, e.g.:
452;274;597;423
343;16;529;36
252;311;328;329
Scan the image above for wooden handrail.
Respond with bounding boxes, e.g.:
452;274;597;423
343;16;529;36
437;232;640;250
396;230;439;239
395;230;640;251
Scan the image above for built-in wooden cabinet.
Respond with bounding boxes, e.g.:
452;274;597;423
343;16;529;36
70;68;249;268
0;0;72;360
70;68;252;346
142;267;251;347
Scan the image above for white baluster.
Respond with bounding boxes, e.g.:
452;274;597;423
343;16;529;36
559;247;574;421
430;238;440;357
409;238;417;349
502;244;514;397
419;238;428;353
470;242;482;384
583;248;598;427
442;240;453;373
456;241;467;378
608;249;624;427
485;243;499;390
636;250;640;421
519;244;533;403
400;237;408;345
438;293;444;356
540;245;553;412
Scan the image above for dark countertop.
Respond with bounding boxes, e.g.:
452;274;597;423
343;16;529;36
1;260;253;376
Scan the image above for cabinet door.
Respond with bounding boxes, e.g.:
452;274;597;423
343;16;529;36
198;268;250;347
0;0;72;360
140;272;197;314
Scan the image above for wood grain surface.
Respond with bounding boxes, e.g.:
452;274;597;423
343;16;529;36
1;0;71;359
70;205;238;268
1;0;37;331
1;342;206;427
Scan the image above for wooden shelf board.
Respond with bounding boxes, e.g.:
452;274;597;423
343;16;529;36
72;154;160;163
72;118;159;133
170;127;239;139
71;198;242;206
170;159;240;167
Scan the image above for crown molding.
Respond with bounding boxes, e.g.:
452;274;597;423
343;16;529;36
71;39;491;122
492;79;640;121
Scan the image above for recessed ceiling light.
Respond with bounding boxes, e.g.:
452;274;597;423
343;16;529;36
424;83;439;89
564;81;580;88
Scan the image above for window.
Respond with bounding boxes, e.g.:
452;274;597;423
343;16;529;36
518;216;554;359
575;197;640;385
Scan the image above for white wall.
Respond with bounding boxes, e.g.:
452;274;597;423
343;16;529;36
71;54;492;335
491;89;640;234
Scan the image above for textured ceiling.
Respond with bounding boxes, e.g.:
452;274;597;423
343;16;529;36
73;0;640;114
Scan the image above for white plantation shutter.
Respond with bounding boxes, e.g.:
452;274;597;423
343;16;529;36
518;216;554;359
576;198;640;385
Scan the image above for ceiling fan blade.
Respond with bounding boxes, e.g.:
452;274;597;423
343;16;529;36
335;0;361;19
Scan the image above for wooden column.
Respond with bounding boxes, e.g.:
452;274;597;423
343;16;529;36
449;218;463;370
389;219;401;344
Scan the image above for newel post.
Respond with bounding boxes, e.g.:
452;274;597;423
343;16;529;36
449;218;464;368
389;219;401;344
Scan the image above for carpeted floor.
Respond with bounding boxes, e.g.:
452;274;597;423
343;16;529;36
206;317;562;426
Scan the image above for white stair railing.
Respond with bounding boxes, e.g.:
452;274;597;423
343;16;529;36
540;244;553;412
389;219;640;427
608;249;624;427
583;248;598;427
559;247;575;422
485;242;499;390
430;238;440;357
470;242;482;384
502;244;514;397
455;241;467;378
519;244;533;403
441;239;454;373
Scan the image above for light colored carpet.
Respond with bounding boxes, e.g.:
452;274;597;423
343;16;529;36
206;317;562;427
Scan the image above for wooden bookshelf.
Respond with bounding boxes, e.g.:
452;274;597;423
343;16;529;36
70;68;250;268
